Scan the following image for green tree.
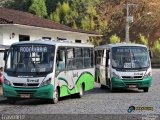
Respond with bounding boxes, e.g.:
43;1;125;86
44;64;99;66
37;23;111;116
3;0;32;11
70;9;79;22
72;21;78;29
50;1;79;27
29;0;47;17
61;2;70;15
109;34;121;43
49;0;104;32
152;39;160;54
139;33;148;46
86;5;97;17
50;11;60;23
45;0;58;15
81;16;90;31
89;37;102;46
61;2;72;25
90;18;95;30
4;0;106;36
97;18;107;33
50;3;61;23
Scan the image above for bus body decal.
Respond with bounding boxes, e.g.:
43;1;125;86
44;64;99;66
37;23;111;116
58;71;94;97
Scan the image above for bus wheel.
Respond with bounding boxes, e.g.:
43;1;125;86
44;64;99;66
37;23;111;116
143;87;149;92
7;97;17;104
77;85;84;98
52;89;59;104
100;85;106;89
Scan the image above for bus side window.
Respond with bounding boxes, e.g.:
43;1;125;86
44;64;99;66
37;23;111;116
91;48;94;67
83;48;91;68
66;48;75;69
75;48;83;69
95;50;97;65
56;47;66;71
97;50;104;65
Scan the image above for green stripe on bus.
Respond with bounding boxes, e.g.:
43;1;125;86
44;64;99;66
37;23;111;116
59;72;94;97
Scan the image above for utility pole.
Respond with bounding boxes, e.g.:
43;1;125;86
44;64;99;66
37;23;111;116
125;3;130;43
125;3;137;43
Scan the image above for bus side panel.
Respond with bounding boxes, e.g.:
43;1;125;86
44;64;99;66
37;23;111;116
56;71;76;97
57;69;94;97
76;70;95;92
60;85;76;97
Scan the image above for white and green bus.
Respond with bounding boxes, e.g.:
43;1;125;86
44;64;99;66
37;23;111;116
95;43;152;92
3;40;95;104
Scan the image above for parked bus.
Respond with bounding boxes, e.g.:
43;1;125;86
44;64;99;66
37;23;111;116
95;43;152;92
3;40;95;104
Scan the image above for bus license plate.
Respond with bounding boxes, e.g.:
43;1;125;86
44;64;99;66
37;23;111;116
20;94;30;98
128;85;137;88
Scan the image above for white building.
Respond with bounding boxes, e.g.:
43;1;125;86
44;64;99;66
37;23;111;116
0;7;102;67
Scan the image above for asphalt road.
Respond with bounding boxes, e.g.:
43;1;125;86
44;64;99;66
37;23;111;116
0;69;160;115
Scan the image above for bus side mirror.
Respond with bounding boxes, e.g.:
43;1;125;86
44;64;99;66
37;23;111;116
149;50;153;59
3;49;8;61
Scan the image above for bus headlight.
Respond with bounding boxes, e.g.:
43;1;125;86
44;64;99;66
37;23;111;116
40;78;51;87
112;72;120;79
143;72;151;79
3;77;11;86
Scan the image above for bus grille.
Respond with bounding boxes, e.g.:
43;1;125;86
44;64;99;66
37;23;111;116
15;90;36;95
122;76;143;80
13;83;39;87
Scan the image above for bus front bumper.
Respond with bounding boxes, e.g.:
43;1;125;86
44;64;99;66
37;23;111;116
111;76;152;89
2;84;54;99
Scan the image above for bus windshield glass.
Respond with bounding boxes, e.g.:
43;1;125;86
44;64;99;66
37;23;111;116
5;44;55;73
112;46;150;69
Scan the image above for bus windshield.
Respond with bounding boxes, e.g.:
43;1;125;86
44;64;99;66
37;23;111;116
5;44;55;73
112;46;150;69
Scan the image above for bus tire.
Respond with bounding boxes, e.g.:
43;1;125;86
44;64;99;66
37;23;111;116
7;97;17;104
100;85;106;89
143;87;149;92
52;89;59;104
77;85;84;98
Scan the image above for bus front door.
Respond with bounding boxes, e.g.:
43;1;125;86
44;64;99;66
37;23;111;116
105;50;110;86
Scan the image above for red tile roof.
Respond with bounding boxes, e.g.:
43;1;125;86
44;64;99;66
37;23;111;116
0;7;101;35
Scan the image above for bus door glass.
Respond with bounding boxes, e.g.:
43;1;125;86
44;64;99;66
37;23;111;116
66;47;77;92
56;47;66;72
56;47;68;92
105;50;110;85
97;50;105;85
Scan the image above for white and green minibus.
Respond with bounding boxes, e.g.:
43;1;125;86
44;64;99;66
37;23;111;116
95;43;152;92
3;40;95;104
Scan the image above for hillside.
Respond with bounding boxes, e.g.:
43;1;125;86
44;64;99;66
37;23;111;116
97;0;160;44
1;0;160;45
